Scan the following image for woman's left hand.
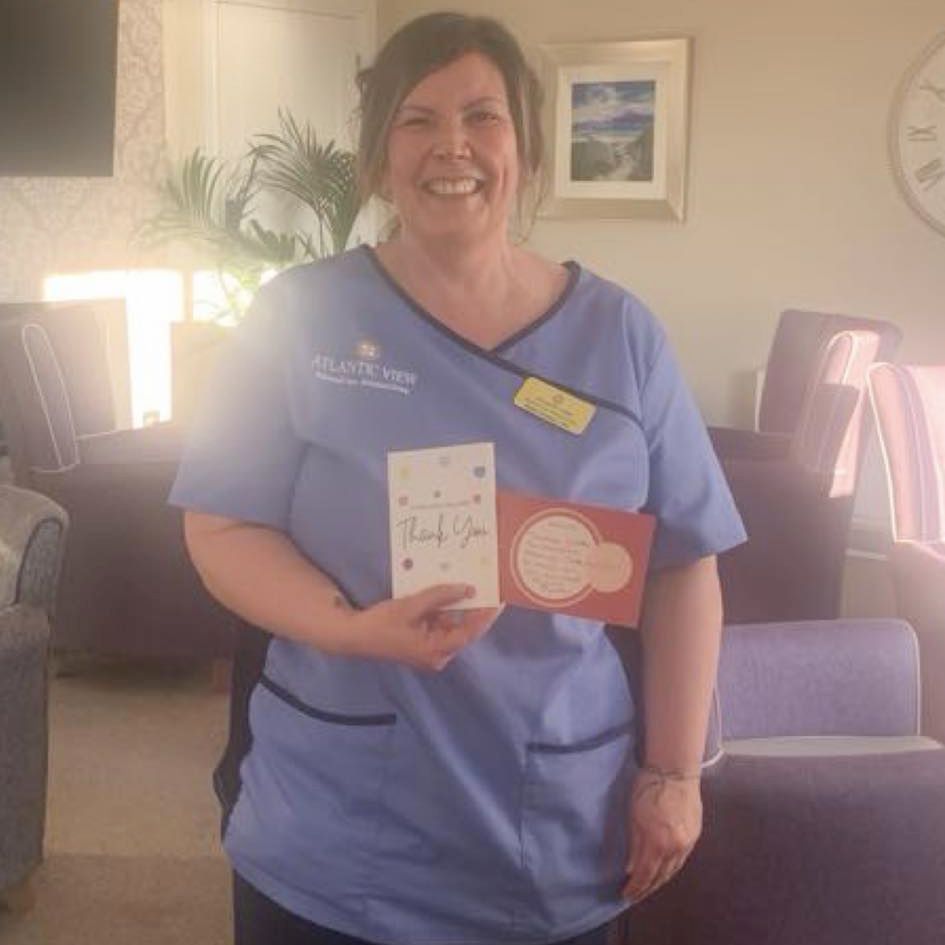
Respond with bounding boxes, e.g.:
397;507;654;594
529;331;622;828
621;769;703;902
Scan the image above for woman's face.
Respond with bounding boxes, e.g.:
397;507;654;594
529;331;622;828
382;52;521;251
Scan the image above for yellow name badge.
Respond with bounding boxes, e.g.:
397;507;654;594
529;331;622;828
513;377;596;435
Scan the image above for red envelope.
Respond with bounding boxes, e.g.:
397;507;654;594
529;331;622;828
497;490;656;627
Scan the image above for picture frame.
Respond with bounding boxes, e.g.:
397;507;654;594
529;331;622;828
537;38;691;221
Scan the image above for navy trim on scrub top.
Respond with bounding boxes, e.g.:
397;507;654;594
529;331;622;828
360;246;644;430
258;675;397;727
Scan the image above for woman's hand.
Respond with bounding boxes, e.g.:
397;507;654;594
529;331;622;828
348;584;504;671
621;768;703;902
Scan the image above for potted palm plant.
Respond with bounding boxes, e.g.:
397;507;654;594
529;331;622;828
137;111;360;421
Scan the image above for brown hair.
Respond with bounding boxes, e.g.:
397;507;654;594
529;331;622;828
356;12;544;207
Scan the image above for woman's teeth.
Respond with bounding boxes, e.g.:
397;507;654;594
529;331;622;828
425;178;482;195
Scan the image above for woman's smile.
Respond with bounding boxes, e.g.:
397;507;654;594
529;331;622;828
422;177;486;196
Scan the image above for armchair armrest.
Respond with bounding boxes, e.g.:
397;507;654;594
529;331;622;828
0;603;51;673
707;426;791;462
0;486;68;611
718;618;920;739
891;541;945;743
892;541;945;629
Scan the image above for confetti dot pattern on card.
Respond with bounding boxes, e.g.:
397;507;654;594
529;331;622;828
388;443;499;609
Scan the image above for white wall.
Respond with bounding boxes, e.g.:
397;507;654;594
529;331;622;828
379;0;945;428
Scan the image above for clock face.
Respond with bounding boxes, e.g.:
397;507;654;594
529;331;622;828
891;33;945;235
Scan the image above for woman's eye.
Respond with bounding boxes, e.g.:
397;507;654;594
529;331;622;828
397;115;430;128
469;110;500;124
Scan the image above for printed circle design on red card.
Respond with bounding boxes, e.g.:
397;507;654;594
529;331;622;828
586;542;633;593
510;509;602;607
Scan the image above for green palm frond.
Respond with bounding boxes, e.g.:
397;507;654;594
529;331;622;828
252;110;359;257
137;110;360;320
136;150;297;270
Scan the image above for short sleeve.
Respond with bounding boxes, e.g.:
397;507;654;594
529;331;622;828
640;334;746;569
168;283;305;530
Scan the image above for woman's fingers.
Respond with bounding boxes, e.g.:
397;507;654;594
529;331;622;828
402;583;475;621
623;849;688;901
424;605;506;667
376;590;504;670
623;774;702;901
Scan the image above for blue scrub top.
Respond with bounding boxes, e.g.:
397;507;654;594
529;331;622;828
170;246;745;944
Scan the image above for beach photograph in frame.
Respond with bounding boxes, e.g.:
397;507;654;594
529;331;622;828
570;79;656;184
539;39;690;220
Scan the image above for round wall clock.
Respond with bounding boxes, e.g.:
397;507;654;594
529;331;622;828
890;32;945;236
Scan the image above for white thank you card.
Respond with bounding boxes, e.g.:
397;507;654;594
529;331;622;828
388;442;500;608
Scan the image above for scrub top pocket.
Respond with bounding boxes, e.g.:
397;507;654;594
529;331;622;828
521;724;634;930
225;679;398;915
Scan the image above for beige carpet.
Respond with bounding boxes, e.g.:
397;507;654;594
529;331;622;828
0;660;231;944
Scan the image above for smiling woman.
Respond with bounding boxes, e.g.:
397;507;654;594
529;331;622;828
168;11;745;945
380;54;520;244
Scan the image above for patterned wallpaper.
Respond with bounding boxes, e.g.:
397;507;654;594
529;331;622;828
0;0;166;302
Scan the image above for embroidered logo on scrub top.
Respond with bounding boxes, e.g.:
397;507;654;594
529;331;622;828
311;339;418;396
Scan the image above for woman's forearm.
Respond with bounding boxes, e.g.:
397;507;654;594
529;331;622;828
183;510;356;652
639;555;723;773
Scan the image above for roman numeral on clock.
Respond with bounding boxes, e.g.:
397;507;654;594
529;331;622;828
919;79;945;102
915;157;945;190
907;124;938;142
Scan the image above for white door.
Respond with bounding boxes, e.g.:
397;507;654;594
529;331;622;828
208;0;374;160
164;0;374;161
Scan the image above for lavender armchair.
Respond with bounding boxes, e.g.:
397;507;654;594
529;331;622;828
714;311;901;623
868;363;945;743
0;301;234;661
621;617;945;945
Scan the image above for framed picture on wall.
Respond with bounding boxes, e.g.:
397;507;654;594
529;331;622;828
538;38;690;220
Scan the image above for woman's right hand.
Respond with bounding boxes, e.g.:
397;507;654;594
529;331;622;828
347;584;504;671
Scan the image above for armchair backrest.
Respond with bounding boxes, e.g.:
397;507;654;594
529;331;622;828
759;309;901;436
789;328;882;496
0;301;122;485
868;363;945;542
718;619;921;740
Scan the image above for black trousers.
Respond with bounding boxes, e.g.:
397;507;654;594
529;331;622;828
233;872;617;945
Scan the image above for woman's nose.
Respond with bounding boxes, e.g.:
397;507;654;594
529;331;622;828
432;119;471;159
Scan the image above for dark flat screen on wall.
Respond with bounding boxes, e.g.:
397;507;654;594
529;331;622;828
0;0;120;177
